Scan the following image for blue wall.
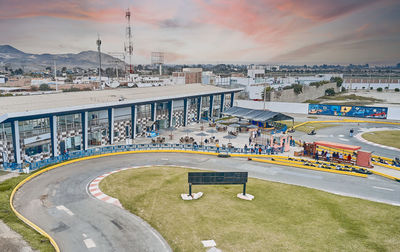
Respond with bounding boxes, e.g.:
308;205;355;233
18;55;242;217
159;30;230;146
308;104;388;119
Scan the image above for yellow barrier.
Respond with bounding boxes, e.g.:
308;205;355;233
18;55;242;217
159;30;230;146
9;147;397;252
372;161;400;172
293;119;400;129
8;148;299;252
368;170;400;182
251;158;367;178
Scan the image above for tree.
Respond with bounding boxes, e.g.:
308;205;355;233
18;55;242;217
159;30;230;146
330;77;343;87
39;84;52;91
325;88;335;96
293;84;303;95
261;86;274;100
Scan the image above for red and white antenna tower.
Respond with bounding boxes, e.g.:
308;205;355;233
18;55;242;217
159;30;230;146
124;8;133;74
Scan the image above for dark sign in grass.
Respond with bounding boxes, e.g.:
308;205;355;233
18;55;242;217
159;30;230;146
100;166;400;252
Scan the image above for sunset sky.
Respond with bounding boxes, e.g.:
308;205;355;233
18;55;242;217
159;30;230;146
1;0;399;65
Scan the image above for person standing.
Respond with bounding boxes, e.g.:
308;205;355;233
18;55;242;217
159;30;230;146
216;143;220;153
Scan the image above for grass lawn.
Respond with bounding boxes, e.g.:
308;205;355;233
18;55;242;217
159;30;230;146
321;94;382;102
100;166;400;252
362;130;400;149
0;174;54;252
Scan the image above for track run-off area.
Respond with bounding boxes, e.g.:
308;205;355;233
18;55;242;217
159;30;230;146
8;120;400;251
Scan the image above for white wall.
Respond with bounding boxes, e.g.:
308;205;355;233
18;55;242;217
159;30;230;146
235;100;308;114
343;82;400;90
387;107;400;120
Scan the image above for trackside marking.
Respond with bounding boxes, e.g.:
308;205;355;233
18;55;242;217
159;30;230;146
83;238;96;248
373;186;394;192
56;205;74;216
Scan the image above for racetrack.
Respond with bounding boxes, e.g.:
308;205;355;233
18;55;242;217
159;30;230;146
292;122;400;158
13;150;400;251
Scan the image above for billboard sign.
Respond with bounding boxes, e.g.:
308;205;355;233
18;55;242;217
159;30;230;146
308;104;388;119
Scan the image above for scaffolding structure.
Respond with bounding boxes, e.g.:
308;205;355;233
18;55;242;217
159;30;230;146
151;52;165;75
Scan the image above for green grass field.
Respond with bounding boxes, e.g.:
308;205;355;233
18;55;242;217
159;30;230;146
100;166;400;252
0;174;54;251
362;130;400;149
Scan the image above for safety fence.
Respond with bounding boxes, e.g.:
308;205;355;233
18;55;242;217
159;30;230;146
3;143;279;173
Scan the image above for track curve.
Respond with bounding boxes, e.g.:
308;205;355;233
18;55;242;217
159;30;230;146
12;151;400;251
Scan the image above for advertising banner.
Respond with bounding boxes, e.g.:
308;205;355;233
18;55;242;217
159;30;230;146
308;104;388;119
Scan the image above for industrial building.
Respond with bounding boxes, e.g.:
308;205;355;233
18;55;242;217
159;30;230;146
0;84;241;166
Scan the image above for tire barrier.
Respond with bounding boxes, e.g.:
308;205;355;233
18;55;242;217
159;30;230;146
250;158;368;178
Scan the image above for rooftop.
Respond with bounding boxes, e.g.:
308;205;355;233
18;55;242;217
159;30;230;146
0;84;242;123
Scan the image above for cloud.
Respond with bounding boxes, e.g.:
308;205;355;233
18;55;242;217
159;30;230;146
271;23;398;63
193;0;382;44
0;0;177;26
271;0;378;22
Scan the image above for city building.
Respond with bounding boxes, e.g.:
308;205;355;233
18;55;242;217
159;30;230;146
0;84;242;165
247;65;265;78
0;75;7;84
173;68;202;85
343;78;400;90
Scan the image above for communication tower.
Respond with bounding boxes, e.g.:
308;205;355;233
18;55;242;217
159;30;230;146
124;9;133;74
151;52;165;75
96;35;103;88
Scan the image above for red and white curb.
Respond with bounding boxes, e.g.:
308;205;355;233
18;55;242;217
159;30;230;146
88;168;131;208
88;165;202;209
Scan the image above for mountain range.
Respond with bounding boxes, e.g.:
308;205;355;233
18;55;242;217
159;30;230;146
0;45;125;71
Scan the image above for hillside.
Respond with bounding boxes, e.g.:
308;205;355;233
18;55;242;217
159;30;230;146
0;45;124;71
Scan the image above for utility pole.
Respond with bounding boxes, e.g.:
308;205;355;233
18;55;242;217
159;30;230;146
54;60;58;91
263;82;267;110
97;35;102;89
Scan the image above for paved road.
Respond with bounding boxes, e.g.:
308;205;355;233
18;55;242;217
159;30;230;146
13;152;400;251
292;122;400;158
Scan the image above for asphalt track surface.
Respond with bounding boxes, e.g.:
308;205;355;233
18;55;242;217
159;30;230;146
13;123;400;252
293;122;400;158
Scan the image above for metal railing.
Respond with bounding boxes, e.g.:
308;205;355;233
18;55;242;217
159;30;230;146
3;143;281;173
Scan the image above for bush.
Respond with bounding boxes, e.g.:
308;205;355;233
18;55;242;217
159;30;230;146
377;87;383;92
325;88;335;96
39;84;52;91
62;87;91;92
370;87;373;90
330;77;343;87
341;87;346;93
292;84;303;94
304;100;320;104
395;88;399;92
30;86;38;91
310;81;329;88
